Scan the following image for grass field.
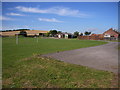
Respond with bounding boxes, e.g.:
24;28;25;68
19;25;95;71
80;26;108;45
2;37;115;88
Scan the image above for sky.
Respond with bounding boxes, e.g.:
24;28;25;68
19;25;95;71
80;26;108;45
1;2;118;34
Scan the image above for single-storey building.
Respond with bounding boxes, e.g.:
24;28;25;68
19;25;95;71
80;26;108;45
57;33;74;39
26;30;48;36
1;30;48;37
1;31;20;36
58;33;64;38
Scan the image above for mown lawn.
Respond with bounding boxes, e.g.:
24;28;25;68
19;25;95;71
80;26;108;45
2;37;108;69
2;37;115;88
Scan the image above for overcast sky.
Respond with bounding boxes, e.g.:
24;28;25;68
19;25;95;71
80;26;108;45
1;2;118;34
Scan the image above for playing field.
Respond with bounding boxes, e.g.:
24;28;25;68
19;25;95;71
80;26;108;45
3;37;108;68
2;37;116;88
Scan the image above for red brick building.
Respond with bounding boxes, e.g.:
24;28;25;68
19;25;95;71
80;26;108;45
78;35;104;40
91;34;104;38
78;28;120;40
103;28;120;39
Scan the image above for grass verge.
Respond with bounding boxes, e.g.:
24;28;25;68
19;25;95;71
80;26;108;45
3;55;115;88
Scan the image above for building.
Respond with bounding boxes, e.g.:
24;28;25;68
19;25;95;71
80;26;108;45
91;34;104;38
78;35;104;40
65;33;73;39
1;31;20;36
58;33;64;38
26;30;48;36
78;28;120;40
57;33;73;39
103;28;120;40
1;30;48;37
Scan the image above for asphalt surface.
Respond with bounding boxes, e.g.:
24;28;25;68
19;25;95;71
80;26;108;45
43;42;119;74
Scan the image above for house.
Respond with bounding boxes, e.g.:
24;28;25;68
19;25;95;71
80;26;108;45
103;28;120;40
58;33;64;38
57;32;73;39
65;33;73;39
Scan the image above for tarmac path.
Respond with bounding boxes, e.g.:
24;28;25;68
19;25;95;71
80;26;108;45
43;42;119;73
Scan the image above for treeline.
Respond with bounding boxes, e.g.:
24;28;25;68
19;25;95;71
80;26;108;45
43;30;92;38
1;29;30;32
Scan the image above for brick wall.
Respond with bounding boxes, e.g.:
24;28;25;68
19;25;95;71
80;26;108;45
78;36;104;40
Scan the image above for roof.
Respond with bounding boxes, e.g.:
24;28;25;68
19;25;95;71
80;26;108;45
103;28;120;35
1;30;48;36
58;32;73;35
2;31;20;36
26;30;48;34
91;34;103;36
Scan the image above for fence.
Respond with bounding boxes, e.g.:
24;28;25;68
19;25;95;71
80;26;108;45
104;37;117;40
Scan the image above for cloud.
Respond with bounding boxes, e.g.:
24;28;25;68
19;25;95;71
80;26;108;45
0;16;14;21
47;7;88;17
15;6;47;13
6;12;25;16
15;6;89;18
38;18;63;22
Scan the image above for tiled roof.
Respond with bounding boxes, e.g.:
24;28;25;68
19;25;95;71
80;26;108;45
103;28;120;35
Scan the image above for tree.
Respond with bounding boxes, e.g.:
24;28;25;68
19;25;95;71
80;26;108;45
45;32;50;37
17;29;30;31
49;30;57;37
79;33;83;36
19;30;27;37
74;31;79;37
57;31;62;34
84;31;91;36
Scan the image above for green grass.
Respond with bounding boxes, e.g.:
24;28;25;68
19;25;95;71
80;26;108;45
3;37;108;69
3;55;114;88
3;37;115;88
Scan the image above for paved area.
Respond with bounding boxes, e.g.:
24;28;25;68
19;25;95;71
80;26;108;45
43;42;119;73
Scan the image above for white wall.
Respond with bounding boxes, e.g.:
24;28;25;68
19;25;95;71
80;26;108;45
104;34;111;37
58;34;61;38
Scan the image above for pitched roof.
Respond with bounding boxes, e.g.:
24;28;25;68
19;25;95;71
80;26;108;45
58;32;73;35
103;28;120;35
91;34;103;36
26;30;48;34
